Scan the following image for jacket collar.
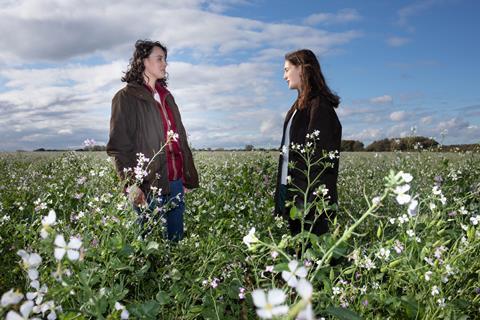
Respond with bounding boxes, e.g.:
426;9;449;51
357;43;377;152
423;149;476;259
125;82;172;105
125;82;154;102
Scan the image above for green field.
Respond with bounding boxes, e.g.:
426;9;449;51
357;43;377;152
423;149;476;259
0;151;479;319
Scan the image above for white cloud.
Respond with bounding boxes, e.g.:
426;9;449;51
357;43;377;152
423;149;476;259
421;116;432;124
344;128;381;142
0;0;361;64
390;110;407;121
304;9;361;26
370;95;393;104
397;0;443;31
386;36;410;47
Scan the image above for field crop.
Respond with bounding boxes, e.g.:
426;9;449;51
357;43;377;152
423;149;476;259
0;150;479;319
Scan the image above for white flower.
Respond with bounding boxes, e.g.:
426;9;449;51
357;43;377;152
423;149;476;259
26;281;48;305
41;210;56;226
394;184;410;195
437;298;446;308
332;287;341;295
398;214;409;224
406;229;415;237
115;302;130;319
54;235;82;261
40;210;57;239
407;198;418;216
1;289;24;307
459;206;468;215
167;130;179;142
271;251;279;259
361;257;376;270
420;252;431;265
6;300;33;320
429;202;436;210
282;260;308;287
242;227;259;249
17;251;42;270
431;285;440;296
393;240;404;254
432;186;442;195
252;289;288;319
400;172;413;183
17;250;42;280
295;278;315;320
376;248;390;260
470;215;480;226
424;271;433;281
296;278;313;300
394;183;411;205
372;196;381;206
396;193;412;205
360;285;367;294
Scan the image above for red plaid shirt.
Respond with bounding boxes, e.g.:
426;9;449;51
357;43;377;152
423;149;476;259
145;83;183;181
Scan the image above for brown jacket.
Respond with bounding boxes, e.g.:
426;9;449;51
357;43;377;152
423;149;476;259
106;82;199;195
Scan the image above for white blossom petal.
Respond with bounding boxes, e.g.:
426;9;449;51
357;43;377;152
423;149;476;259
288;260;299;272
396;193;411;205
296;278;313;300
1;289;24;307
267;289;286;305
28;269;38;281
68;237;82;250
252;290;267;307
295;266;308;278
271;305;289;316
54;235;66;248
67;249;80;261
54;248;66;261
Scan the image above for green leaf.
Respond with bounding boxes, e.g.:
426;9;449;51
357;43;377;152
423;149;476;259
145;241;159;254
129;300;161;318
289;206;299;220
324;306;362;320
400;295;419;318
156;291;170;305
59;312;86;320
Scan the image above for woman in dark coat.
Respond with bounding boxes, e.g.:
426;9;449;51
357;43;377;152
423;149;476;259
274;49;342;236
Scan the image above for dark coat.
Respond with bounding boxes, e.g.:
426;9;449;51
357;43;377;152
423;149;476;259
106;82;199;195
274;93;341;234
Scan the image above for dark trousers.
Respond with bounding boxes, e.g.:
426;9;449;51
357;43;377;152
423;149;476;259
277;184;330;236
134;179;185;241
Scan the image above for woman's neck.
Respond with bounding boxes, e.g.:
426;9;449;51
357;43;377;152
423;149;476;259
143;74;157;91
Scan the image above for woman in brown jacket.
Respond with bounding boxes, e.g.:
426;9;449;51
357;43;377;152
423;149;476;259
107;40;199;241
274;49;342;237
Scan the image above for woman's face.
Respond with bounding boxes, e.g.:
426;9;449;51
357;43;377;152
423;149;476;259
283;60;302;91
143;46;167;82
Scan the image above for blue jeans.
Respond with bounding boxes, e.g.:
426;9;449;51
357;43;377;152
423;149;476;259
134;179;185;241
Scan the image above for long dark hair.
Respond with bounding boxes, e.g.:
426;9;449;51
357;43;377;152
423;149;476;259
285;49;339;109
122;40;168;86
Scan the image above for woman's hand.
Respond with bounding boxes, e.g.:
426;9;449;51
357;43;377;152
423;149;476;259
128;185;146;205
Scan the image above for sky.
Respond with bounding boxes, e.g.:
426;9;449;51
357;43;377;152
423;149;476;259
0;0;479;151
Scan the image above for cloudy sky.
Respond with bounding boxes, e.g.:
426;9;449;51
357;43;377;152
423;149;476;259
0;0;479;151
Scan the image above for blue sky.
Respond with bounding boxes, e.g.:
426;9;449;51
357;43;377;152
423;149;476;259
0;0;479;151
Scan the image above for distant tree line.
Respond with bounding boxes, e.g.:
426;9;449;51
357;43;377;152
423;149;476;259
31;136;479;153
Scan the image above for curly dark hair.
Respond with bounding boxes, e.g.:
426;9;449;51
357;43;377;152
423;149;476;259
122;40;168;86
285;49;339;109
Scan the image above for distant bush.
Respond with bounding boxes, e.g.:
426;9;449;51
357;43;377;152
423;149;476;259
341;140;364;151
366;136;439;152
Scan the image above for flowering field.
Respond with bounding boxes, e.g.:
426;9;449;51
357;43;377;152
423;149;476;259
0;150;479;319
